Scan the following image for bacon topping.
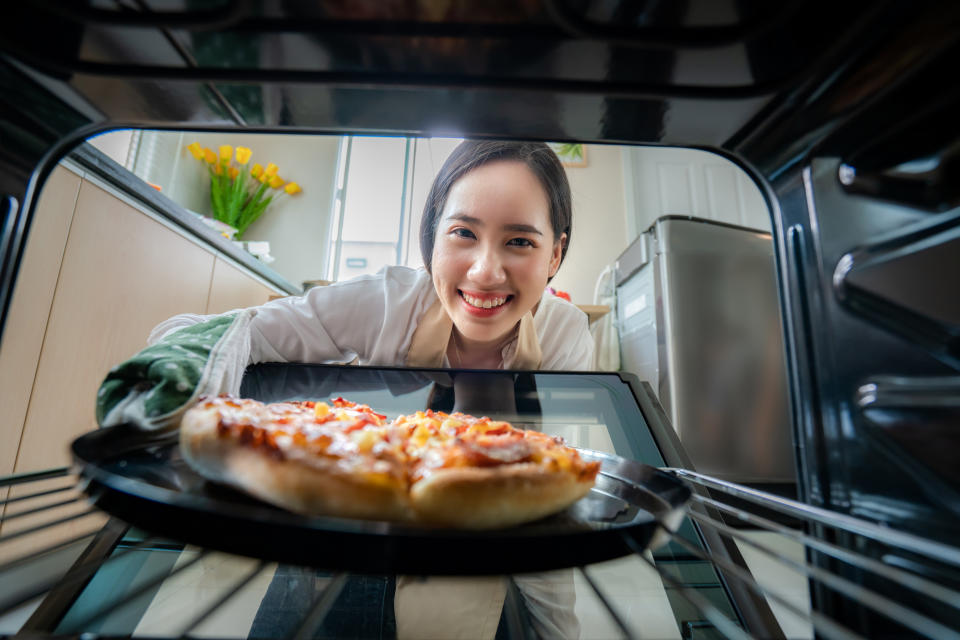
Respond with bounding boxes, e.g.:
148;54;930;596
459;436;533;466
200;395;595;492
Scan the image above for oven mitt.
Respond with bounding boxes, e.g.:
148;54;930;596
96;310;253;431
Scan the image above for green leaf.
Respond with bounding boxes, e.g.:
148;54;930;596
225;170;246;227
233;181;268;239
555;143;583;161
208;165;225;220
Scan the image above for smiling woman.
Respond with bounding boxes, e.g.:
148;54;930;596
423;142;574;369
96;140;592;431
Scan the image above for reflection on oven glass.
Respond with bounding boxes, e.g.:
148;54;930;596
239;366;660;464
74;550;697;640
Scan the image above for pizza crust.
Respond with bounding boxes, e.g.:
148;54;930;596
180;405;411;522
409;463;595;529
178;400;599;529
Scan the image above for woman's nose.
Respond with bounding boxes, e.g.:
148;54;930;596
467;246;507;285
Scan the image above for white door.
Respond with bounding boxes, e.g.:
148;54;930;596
623;147;770;238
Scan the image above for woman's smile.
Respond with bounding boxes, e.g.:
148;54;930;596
431;160;564;346
458;290;515;316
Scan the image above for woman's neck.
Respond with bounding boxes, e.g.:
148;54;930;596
448;326;517;369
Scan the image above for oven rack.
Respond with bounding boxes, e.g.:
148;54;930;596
1;467;959;639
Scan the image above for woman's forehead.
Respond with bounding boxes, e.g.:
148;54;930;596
442;160;550;224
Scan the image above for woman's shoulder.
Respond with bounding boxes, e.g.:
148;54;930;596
535;293;594;371
323;265;429;289
286;266;432;320
535;292;588;327
382;265;431;286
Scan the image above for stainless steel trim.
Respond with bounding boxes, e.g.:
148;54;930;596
64;549;209;631
691;493;960;612
630;542;754;640
0;509;98;545
666;533;864;640
683;508;960;640
578;566;635;639
0;536;154;616
177;560;269;636
0;485;75;508
0;468;70;488
668;468;960;567
0;498;84;524
290;573;349;640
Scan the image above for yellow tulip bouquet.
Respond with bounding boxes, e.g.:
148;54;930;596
186;142;302;239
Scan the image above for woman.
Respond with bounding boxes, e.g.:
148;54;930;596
97;140;588;640
99;141;591;432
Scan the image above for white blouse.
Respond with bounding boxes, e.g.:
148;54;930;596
151;265;594;371
148;265;590;639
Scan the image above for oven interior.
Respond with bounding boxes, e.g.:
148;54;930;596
2;1;960;638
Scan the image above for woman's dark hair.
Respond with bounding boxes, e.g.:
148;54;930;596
419;140;572;276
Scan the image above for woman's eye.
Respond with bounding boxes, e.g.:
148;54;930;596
452;228;476;239
507;238;534;248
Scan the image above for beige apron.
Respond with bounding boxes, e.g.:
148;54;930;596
397;300;543;639
405;299;542;370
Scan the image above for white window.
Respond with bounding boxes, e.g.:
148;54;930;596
327;136;463;280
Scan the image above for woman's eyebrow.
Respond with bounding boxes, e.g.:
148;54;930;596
447;214;543;236
503;223;543;235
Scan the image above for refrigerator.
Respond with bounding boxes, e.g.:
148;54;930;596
615;216;796;484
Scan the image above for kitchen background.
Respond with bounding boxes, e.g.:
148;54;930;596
0;130;787;492
87;131;770;303
0;132;807;638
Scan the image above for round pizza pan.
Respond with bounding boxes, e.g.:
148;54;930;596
71;425;690;575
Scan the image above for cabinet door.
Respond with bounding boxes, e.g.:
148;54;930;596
205;257;279;315
0;181;216;558
0;167;80;499
18;181;215;471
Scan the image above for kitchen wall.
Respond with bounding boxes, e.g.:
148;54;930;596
548;144;630;305
89;133;769;310
93;130;341;290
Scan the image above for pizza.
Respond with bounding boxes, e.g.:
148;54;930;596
180;396;410;521
393;409;600;528
179;395;600;529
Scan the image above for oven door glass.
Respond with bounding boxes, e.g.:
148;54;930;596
48;364;757;640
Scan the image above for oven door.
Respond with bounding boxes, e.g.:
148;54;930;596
2;364;785;639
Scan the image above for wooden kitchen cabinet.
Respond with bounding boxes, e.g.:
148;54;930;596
0;167;81;501
0;165;282;550
7;176;284;475
206;256;280;315
16;180;217;473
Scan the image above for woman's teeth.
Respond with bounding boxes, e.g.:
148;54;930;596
461;292;508;309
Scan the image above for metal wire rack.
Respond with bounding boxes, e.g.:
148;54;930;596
2;466;959;639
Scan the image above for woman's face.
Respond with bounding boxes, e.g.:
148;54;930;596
431;160;565;346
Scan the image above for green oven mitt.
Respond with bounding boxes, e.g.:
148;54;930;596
96;310;253;431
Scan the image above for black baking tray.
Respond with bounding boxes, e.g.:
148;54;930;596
71;424;690;575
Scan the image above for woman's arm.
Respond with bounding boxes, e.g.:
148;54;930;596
97;267;431;430
537;296;595;372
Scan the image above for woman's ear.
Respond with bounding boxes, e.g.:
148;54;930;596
548;233;567;278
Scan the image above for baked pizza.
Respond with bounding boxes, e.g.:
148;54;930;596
394;409;600;528
180;396;410;522
179;396;600;529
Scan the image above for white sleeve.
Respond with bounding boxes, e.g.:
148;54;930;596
247;274;387;364
148;314;211;345
146;266;431;369
146;274;388;364
537;297;595;372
